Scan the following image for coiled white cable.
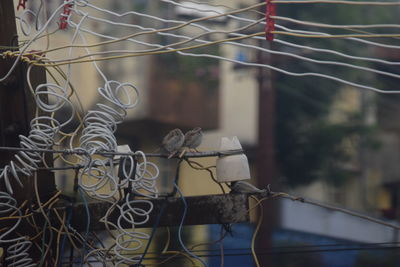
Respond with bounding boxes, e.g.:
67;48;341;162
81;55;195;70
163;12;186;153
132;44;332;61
63;12;161;264
0;82;73;266
0;80;74;194
16;9;37;36
113;195;153;265
0;192;35;267
78;80;140;199
127;152;159;199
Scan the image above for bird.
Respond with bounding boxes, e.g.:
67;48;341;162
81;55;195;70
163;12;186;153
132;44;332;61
183;127;203;150
230;181;266;194
179;127;203;157
161;128;185;159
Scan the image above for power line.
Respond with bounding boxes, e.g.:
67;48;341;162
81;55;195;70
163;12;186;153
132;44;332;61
0;146;244;158
266;190;400;230
60;244;400;264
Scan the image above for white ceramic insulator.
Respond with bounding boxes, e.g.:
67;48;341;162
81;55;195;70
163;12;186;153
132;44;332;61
216;136;250;183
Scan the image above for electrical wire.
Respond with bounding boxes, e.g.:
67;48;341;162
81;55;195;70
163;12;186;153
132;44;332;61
250;196;266;267
272;31;400;38
174;182;209;267
31;32;266;66
15;1;266;58
78;187;90;266
275;23;400;49
7;0;400;94
34;173;54;267
4;0;400;266
0;146;244;159
55;1;397;97
266;190;400;230
184;159;226;194
271;15;400;30
54;210;66;266
163;0;400;60
0;0;73;82
136;201;168;266
271;0;400;5
57;206;72;267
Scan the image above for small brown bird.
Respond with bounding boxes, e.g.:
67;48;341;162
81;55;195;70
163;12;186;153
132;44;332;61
161;128;185;158
230;181;266;194
183;127;203;150
179;127;203;157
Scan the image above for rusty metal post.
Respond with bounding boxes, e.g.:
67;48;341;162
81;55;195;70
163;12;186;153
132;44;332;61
0;0;56;263
256;36;277;267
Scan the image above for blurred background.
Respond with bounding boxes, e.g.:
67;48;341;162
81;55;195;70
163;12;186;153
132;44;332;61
20;0;400;266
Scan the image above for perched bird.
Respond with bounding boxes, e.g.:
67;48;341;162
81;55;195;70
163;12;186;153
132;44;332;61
183;127;203;150
161;128;185;158
179;127;203;157
230;181;266;194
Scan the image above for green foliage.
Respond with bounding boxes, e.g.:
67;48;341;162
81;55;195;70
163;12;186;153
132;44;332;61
275;74;375;186
273;2;399;187
158;46;220;91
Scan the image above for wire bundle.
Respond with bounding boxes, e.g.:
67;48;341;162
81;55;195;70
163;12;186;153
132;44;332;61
129;152;160;198
78;80;140;199
0;192;35;267
0;77;74;194
113;196;154;265
9;0;399;93
1;0;400;265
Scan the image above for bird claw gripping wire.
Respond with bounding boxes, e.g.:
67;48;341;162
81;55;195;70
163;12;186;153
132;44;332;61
265;0;276;41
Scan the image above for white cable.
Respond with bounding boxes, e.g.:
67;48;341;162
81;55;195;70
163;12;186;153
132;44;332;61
273;38;400;66
64;15;160;267
272;15;400;29
163;0;400;51
275;23;400;50
73;16;400;82
114;195;153;265
0;0;74;82
78;1;400;69
0;192;35;267
16;9;37;36
44;10;263;62
0;72;75;194
69;5;400;93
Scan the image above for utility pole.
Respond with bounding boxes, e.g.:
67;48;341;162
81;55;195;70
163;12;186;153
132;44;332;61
256;28;277;267
0;0;56;262
0;0;56;201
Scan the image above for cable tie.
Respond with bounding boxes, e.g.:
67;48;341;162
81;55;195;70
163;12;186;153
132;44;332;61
265;0;276;41
17;0;28;11
59;2;73;30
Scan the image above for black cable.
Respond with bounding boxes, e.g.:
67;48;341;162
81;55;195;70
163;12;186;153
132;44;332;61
61;244;400;264
58;205;73;267
89;242;400;259
134;201;168;267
